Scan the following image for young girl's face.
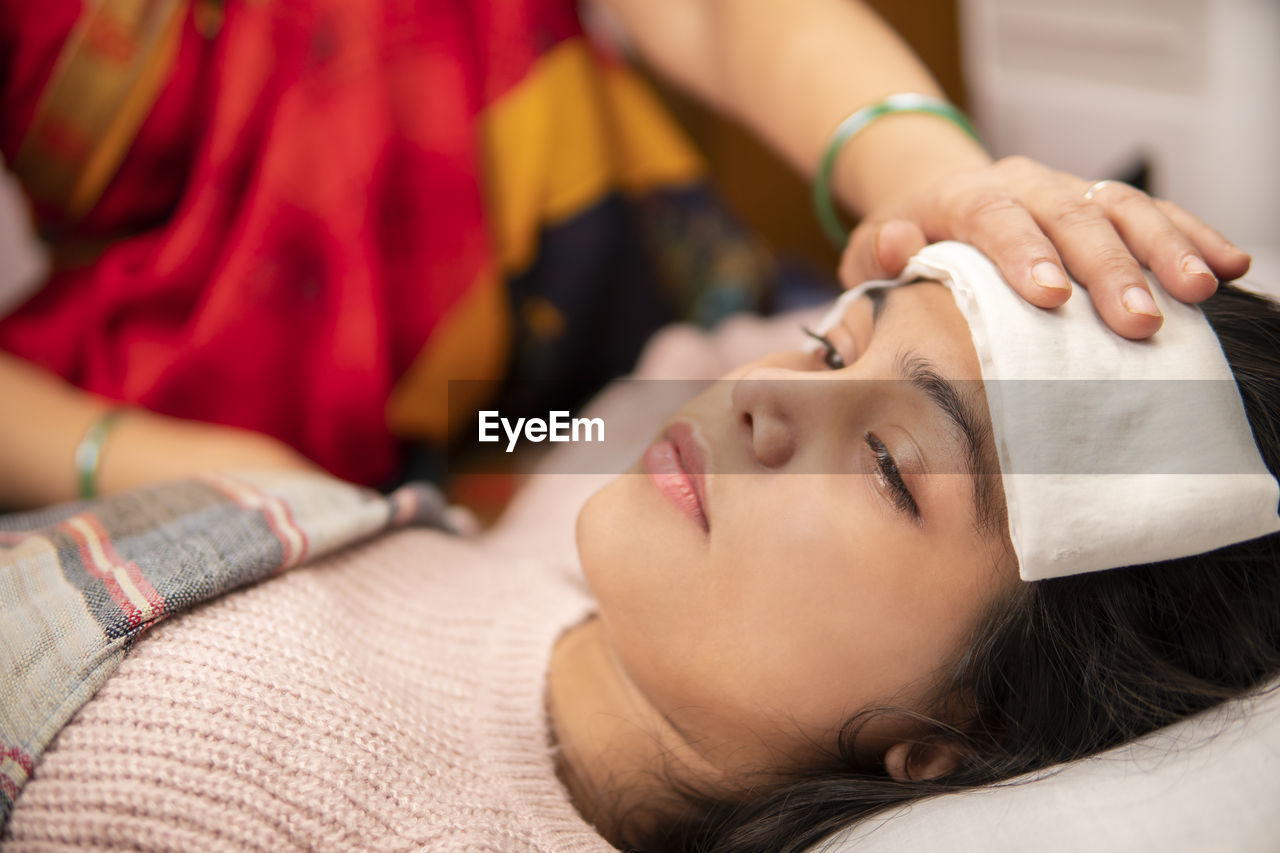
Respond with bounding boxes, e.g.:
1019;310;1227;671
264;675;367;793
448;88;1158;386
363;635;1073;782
576;281;1018;775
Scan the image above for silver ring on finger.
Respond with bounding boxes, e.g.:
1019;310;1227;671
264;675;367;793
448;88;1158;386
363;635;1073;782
1084;179;1119;202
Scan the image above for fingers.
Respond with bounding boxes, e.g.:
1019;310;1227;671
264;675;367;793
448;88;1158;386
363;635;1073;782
1154;199;1252;281
1033;188;1163;339
940;186;1073;310
840;154;1252;343
1086;181;1219;304
875;219;928;278
840;219;926;286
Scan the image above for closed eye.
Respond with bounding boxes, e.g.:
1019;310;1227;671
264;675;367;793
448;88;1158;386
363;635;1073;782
801;327;845;370
866;432;920;519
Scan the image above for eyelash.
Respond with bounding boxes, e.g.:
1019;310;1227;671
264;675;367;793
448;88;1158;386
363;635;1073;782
802;327;845;370
865;432;919;518
803;328;919;519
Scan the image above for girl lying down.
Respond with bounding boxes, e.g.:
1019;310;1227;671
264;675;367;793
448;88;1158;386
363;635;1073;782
4;244;1279;851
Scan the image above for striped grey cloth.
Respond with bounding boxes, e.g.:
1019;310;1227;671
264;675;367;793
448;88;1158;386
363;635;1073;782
0;470;451;828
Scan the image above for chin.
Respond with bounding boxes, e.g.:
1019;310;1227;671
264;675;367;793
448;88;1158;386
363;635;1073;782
575;475;645;600
575;473;695;621
574;484;612;594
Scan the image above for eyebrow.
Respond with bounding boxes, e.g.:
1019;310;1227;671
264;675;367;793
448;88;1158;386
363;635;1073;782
859;287;1004;537
896;350;1005;537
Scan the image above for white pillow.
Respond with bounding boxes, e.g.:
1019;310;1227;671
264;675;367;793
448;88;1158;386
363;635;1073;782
818;680;1280;853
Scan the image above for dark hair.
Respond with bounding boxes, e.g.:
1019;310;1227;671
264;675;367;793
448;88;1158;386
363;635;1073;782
629;282;1280;853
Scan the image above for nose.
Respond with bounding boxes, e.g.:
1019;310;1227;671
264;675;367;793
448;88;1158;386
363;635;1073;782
732;366;812;469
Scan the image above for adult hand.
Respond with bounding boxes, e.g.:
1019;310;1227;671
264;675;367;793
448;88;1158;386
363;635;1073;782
838;155;1253;340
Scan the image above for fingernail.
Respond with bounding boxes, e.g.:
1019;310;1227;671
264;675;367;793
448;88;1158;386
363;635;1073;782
1032;261;1070;291
1222;239;1251;262
873;225;890;270
1122;286;1161;318
1182;255;1214;280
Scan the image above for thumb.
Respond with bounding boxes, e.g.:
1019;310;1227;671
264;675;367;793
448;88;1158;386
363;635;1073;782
840;219;927;287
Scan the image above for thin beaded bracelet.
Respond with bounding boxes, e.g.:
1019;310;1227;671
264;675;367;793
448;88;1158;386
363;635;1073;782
75;409;123;499
812;93;982;248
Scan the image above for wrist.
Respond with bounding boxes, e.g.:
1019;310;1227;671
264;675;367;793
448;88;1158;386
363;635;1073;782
96;415;317;495
832;110;990;218
74;408;126;499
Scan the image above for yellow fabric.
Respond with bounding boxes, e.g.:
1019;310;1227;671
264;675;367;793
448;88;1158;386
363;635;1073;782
386;266;512;441
480;38;705;276
388;38;704;443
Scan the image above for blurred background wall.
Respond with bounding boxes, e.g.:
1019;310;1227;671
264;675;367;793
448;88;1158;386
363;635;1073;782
643;0;1280;287
960;0;1280;285
0;166;45;319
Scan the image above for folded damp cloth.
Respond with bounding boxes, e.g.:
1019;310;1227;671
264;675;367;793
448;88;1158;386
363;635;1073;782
817;242;1280;581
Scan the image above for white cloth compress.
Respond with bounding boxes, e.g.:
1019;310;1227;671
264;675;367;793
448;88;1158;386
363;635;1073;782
812;242;1280;581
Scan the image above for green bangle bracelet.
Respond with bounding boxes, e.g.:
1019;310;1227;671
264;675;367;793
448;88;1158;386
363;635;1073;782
75;409;123;500
812;93;982;249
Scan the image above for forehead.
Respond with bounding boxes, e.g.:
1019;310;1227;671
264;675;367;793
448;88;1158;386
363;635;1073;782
848;281;986;383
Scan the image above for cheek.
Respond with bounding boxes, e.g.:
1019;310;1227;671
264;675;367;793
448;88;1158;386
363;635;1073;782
576;474;710;662
632;479;984;749
701;496;917;726
578;471;1002;769
601;479;895;745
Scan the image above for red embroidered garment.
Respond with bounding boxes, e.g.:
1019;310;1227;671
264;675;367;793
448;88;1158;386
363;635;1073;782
0;0;703;486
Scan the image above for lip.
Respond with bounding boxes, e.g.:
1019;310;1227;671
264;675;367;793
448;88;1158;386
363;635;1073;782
642;421;711;533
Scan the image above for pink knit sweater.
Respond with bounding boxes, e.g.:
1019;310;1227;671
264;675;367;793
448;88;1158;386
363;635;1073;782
7;309;818;850
5;529;613;851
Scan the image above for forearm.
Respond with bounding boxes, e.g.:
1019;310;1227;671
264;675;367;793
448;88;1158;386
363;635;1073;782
594;0;1252;342
0;352;316;509
597;0;990;216
0;352;113;507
